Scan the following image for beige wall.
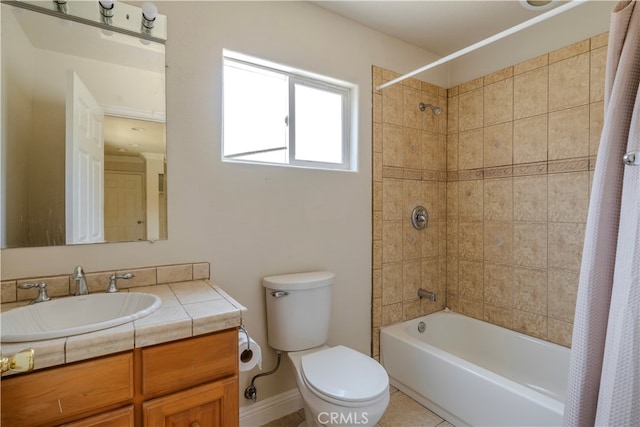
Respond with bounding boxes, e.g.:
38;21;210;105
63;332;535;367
372;32;607;355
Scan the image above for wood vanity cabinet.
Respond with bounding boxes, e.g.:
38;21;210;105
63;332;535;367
0;328;239;427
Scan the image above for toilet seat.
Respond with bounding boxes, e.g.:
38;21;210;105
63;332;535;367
301;345;388;404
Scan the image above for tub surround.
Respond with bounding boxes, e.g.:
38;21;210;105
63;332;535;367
1;262;246;373
373;33;609;356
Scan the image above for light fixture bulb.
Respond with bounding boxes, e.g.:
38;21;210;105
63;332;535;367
99;0;115;18
141;2;158;31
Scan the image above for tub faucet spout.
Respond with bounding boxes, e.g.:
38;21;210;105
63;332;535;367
418;288;436;302
72;265;88;296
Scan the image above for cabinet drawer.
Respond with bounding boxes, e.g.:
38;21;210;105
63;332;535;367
62;405;134;427
141;328;237;398
1;352;133;427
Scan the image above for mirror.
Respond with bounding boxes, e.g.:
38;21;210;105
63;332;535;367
1;2;167;248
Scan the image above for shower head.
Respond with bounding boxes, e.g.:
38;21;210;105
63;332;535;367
419;102;442;116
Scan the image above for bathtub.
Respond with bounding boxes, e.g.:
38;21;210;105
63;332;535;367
380;310;570;426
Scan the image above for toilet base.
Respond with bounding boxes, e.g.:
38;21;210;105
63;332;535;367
288;347;389;427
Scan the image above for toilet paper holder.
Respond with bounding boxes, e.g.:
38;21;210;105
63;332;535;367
239;325;253;363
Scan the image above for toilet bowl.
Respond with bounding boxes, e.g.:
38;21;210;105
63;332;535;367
262;271;390;426
288;346;389;427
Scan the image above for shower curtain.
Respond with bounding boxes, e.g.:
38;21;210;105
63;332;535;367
564;1;640;426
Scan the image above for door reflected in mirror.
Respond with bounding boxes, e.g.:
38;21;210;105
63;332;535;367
1;2;167;248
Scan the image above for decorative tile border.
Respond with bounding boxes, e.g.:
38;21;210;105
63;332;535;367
447;157;592;182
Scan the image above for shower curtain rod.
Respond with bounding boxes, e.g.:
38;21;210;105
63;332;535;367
377;0;590;90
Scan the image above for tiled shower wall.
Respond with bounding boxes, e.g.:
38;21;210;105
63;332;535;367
371;67;449;358
372;32;608;356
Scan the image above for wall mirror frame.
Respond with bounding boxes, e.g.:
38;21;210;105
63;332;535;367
1;0;168;248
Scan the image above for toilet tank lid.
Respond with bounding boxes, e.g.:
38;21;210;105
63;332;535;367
262;271;335;290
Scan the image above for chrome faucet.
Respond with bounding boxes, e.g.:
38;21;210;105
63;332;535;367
71;265;88;296
418;288;436;302
106;273;135;293
18;282;51;304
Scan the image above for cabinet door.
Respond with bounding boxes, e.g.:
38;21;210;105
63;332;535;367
62;405;134;427
1;353;133;426
143;377;238;427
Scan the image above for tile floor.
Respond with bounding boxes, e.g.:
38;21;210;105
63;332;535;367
262;387;454;427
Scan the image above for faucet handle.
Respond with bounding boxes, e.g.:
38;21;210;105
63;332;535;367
106;273;135;293
18;282;51;303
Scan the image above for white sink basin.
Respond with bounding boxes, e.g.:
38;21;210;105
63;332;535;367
1;293;162;343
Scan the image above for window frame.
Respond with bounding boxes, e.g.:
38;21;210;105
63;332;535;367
222;52;354;171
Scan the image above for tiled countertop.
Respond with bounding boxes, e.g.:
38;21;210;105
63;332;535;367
1;280;246;374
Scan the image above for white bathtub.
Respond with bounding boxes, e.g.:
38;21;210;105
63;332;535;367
380;310;570;426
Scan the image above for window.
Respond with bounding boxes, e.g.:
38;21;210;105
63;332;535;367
222;52;353;170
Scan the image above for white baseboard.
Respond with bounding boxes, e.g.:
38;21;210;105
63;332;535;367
240;388;304;427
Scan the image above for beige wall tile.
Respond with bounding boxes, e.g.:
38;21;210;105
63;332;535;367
514;267;548;315
447;219;459;257
373;151;383;182
373;181;383;212
513;114;547;164
484;122;513;167
381;302;403;326
157;264;192;284
484;221;513;264
382;83;403;125
421;257;440;296
382;262;403;305
447;133;459;171
422;131;440;171
402;260;422;302
86;272;112;293
549;53;590;111
484;304;513;329
459;88;484;131
382;124;403;167
447;182;459;217
514;53;548;75
459;259;484;300
383;179;403;220
372;269;382;300
514;175;547;221
404;87;422;130
484;178;513;221
458;129;484;170
514;222;548;269
548;172;589;222
373;240;382;270
484;262;513;307
548;105;589;160
373;211;383;241
459;221;484;260
1;281;17;303
403;179;424;217
372;297;382;328
548;318;573;347
548;269;579;323
548;222;585;271
373;93;383;124
447;255;459;293
590;32;609;49
403;128;422;169
513;310;547;340
549;39;589;64
590;101;604;156
458;180;484;219
382;221;403;263
590;46;607;103
459;77;483;93
447;95;459;134
124;267;157;288
514;67;548;120
403;222;423;260
484;67;513;85
421;219;439;258
193;263;210;280
484;78;513;126
373;123;383;153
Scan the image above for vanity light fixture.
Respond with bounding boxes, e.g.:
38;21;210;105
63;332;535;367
141;2;158;34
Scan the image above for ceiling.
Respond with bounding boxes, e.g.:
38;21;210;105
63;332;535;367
311;0;614;84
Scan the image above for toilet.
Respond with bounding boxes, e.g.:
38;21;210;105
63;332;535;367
263;271;389;427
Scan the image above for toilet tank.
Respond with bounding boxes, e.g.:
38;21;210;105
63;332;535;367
262;271;334;352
